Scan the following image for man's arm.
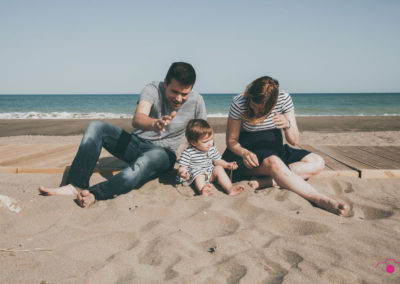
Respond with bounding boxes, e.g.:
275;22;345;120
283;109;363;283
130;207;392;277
132;100;155;131
132;100;175;138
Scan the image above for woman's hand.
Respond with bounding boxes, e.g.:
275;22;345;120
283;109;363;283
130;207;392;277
272;112;290;129
242;150;259;168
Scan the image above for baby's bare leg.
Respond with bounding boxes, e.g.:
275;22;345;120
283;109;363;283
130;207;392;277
38;184;78;196
212;165;244;196
194;174;211;196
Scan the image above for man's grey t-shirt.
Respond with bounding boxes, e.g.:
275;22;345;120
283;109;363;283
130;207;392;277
133;81;207;156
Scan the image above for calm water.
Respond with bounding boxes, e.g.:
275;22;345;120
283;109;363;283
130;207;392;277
0;93;399;119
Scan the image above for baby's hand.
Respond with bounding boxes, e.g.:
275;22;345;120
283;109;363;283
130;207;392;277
178;166;189;180
227;162;238;170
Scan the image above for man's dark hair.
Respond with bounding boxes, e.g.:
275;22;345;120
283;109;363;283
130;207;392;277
165;62;196;86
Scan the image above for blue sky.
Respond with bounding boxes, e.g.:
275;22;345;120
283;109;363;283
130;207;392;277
1;0;399;94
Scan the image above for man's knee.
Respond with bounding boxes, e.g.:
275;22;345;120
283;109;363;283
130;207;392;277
137;148;172;172
82;121;106;143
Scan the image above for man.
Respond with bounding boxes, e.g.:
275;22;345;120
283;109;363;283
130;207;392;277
39;62;207;207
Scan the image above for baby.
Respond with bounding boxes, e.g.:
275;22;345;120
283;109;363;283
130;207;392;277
177;119;244;196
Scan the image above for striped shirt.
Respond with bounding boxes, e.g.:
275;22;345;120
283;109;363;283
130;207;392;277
228;91;294;132
177;145;221;184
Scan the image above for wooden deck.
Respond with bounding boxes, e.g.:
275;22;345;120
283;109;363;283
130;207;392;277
0;144;399;179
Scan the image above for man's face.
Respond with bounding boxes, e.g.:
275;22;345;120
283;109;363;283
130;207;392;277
164;78;192;110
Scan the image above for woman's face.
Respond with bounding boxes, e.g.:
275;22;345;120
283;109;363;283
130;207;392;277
249;100;265;117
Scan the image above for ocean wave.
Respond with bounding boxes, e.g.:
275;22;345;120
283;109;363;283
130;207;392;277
0;112;132;119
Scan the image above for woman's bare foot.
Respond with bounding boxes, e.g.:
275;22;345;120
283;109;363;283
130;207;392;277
227;185;244;196
77;190;96;208
38;184;78;196
314;196;348;216
248;177;277;190
200;184;212;196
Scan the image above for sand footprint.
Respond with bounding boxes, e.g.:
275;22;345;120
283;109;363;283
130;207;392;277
62;232;139;262
257;211;331;236
331;180;355;194
352;200;393;220
178;211;240;240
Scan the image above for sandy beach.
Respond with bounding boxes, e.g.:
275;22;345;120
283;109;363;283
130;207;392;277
1;117;400;283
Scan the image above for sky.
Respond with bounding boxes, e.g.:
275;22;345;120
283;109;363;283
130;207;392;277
1;0;399;94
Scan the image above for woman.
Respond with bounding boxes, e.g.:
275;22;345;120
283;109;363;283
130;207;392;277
222;76;347;215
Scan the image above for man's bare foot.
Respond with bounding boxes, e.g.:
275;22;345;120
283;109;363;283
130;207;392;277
248;177;277;190
227;185;244;196
200;184;212;196
314;196;348;216
38;184;78;196
77;190;96;208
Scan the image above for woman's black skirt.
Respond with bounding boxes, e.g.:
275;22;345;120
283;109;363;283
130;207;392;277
222;129;310;181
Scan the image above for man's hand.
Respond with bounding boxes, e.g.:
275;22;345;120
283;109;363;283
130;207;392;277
178;166;189;180
153;111;176;138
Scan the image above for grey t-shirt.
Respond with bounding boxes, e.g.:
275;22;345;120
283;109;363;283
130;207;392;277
133;81;207;155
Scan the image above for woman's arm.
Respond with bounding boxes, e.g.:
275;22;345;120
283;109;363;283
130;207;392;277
273;110;299;146
226;117;259;168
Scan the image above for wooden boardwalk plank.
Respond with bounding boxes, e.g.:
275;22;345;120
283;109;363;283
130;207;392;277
313;145;375;170
334;146;400;169
0;144;399;179
356;146;400;165
0;144;44;162
1;145;77;167
299;144;359;177
29;145;79;167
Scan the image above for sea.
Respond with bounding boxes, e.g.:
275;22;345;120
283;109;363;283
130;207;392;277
0;93;399;119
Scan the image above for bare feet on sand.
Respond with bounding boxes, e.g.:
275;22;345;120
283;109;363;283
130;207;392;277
38;184;78;196
314;196;348;216
200;184;212;196
77;190;96;208
227;185;244;196
248;177;277;190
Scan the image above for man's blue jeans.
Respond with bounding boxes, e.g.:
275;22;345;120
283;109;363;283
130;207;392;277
65;121;176;200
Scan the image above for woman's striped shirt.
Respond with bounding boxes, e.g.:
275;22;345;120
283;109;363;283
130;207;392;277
228;91;294;132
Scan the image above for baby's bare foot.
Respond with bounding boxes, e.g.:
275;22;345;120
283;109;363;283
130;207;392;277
315;196;348;216
227;185;244;196
248;177;276;190
77;190;96;208
248;180;260;190
39;184;78;196
200;184;212;196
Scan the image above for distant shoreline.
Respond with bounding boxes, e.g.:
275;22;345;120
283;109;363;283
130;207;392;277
0;116;399;136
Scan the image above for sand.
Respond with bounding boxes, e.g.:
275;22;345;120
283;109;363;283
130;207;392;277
0;117;400;283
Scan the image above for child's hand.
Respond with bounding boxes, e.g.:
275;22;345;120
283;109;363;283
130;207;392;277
227;162;238;170
178;166;189;180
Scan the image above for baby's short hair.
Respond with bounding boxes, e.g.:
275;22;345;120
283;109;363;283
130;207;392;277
185;119;214;145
